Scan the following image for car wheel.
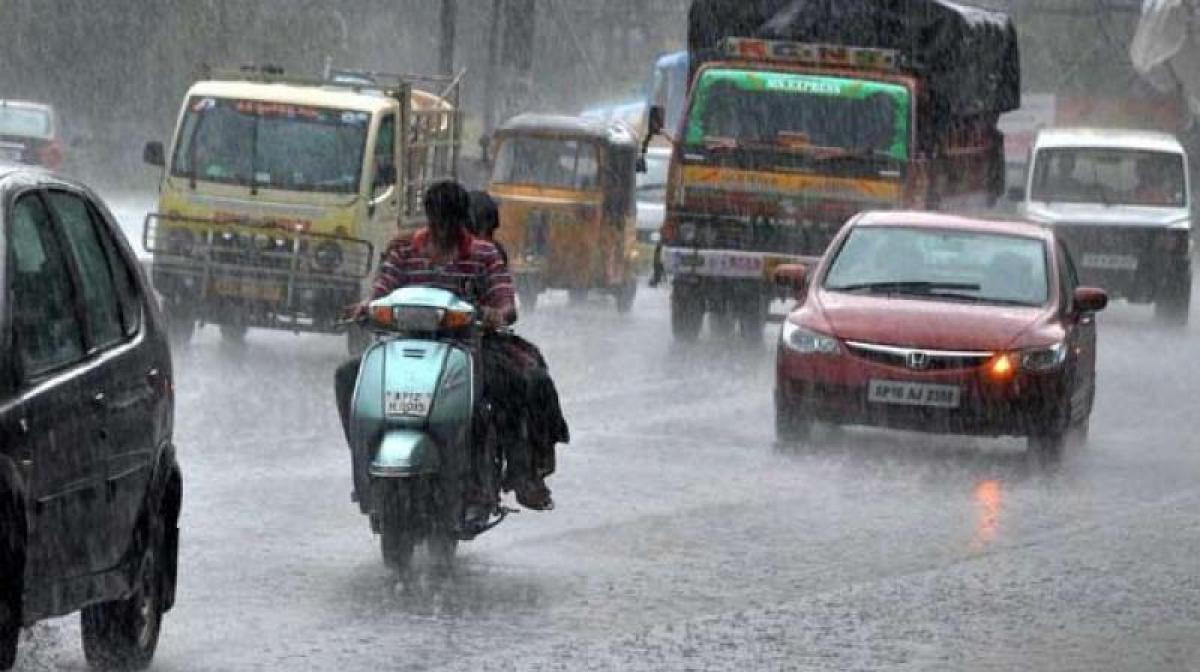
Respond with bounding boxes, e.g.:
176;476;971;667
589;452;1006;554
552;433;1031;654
1155;279;1191;327
0;496;24;671
671;287;703;343
1027;428;1067;461
81;512;165;671
374;481;415;573
775;392;812;445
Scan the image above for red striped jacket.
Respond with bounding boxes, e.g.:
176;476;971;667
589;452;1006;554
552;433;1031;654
370;228;516;313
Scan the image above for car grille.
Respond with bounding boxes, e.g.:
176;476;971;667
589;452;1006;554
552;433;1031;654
845;341;994;372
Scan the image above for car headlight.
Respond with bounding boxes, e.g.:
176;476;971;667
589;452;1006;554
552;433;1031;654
781;321;839;355
1019;342;1068;372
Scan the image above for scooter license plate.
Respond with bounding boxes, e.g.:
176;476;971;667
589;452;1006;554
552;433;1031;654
385;391;433;418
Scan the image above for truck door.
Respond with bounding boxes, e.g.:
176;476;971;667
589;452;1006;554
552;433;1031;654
367;111;400;248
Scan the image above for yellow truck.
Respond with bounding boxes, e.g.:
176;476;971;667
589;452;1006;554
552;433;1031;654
142;66;462;347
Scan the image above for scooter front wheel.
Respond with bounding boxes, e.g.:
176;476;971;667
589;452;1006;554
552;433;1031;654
373;481;416;572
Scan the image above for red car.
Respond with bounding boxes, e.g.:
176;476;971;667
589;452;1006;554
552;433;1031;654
774;211;1109;456
0;100;63;171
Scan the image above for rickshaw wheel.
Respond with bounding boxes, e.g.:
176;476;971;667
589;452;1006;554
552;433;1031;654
615;281;637;314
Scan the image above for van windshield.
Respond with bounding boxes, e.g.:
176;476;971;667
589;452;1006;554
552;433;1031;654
171;96;370;194
492;136;600;190
1031;147;1187;207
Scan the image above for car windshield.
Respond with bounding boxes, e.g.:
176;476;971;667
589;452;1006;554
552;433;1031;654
0;105;51;138
492;136;601;190
684;69;911;161
1031;147;1187;207
824;226;1050;307
170;96;370;194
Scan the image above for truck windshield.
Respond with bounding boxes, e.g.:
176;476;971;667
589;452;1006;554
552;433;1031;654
825;226;1049;307
171;96;369;194
684;69;911;161
1031;148;1187;208
492;136;600;190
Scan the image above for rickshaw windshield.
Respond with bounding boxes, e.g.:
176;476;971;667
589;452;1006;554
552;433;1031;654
493;136;601;191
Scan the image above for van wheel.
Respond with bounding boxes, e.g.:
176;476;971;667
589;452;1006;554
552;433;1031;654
1155;278;1191;327
374;482;415;573
671;287;703;342
0;496;24;671
81;512;165;670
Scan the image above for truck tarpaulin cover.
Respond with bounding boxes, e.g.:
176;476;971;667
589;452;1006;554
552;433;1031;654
688;0;1021;118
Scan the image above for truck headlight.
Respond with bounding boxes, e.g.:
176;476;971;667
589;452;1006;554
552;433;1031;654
313;241;343;272
1019;342;1068;372
166;228;195;256
781;321;839;355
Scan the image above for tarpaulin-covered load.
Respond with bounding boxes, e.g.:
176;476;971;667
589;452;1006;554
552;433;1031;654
1131;0;1200;123
688;0;1021;119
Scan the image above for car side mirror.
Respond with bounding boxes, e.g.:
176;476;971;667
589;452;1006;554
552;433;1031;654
773;264;808;295
1073;287;1108;314
1007;186;1025;203
143;141;165;167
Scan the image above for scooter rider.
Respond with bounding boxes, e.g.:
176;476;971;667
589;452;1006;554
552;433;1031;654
334;181;555;510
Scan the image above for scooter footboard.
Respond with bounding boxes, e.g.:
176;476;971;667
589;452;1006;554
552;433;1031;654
370;430;440;478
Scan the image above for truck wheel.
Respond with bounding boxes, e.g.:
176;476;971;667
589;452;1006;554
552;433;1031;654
736;299;768;345
81;509;166;671
0;496;24;671
374;481;415;573
219;322;248;344
162;304;195;346
671;287;703;343
1155;278;1191;327
615;281;637;314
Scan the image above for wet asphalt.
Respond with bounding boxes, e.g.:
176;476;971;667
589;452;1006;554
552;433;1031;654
12;196;1200;671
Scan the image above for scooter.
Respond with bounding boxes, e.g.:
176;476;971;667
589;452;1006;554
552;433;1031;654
349;287;507;571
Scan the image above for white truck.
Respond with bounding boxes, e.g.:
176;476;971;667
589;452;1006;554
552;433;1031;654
1016;128;1192;325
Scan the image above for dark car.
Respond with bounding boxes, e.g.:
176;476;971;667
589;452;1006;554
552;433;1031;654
775;211;1108;457
0;101;64;172
0;167;181;670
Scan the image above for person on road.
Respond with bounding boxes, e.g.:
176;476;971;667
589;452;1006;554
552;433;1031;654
334;181;556;510
468;190;570;485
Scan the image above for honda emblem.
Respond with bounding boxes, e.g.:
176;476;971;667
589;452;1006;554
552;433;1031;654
906;351;931;370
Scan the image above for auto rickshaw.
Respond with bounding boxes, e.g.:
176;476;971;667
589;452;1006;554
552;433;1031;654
489;114;640;312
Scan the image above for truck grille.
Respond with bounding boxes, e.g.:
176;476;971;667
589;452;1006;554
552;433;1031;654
678;215;841;256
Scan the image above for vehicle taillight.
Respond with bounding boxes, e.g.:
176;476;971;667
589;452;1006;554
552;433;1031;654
37;140;63;171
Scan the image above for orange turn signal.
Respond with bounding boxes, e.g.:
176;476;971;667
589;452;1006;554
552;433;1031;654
441;309;473;330
987;353;1015;380
370;305;395;328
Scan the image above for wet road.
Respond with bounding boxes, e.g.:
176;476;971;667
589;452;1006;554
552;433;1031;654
14;196;1200;671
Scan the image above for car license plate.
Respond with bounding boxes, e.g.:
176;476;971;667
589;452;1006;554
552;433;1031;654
868;380;961;409
385;391;433;418
212;278;285;302
1081;253;1139;271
